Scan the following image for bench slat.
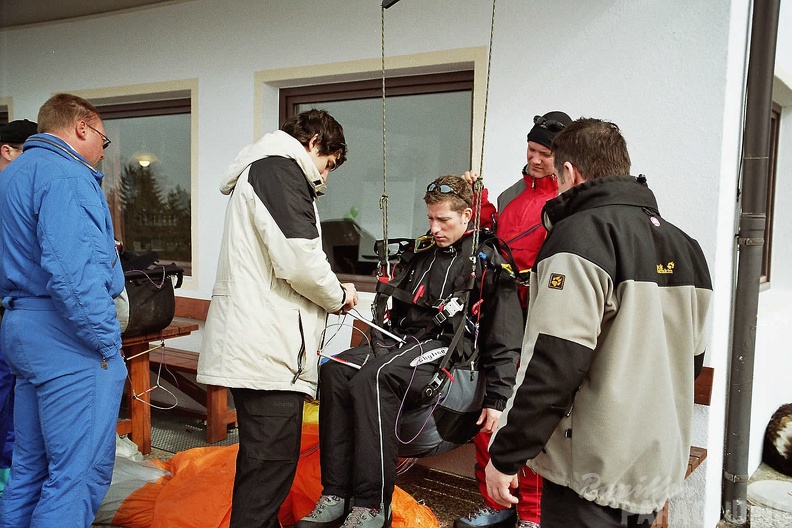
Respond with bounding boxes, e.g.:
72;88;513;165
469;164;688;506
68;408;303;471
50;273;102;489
149;346;236;443
694;366;714;406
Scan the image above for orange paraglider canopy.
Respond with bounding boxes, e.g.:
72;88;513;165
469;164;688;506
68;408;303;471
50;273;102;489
110;419;438;527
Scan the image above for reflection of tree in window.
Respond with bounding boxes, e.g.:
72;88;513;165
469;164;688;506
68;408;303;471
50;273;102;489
116;162;191;262
92;96;192;275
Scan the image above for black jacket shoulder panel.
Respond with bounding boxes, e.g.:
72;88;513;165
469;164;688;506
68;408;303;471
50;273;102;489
248;156;318;240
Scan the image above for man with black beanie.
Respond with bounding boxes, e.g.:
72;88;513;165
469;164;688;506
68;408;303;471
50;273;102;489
457;110;572;528
0;119;38;173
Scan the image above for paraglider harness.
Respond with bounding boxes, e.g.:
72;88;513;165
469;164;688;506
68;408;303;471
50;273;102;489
370;228;521;403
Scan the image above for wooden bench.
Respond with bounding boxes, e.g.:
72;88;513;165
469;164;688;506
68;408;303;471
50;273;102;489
651;365;714;528
148;297;237;444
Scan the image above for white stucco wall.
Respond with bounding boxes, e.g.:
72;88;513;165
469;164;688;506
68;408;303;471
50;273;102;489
4;1;790;526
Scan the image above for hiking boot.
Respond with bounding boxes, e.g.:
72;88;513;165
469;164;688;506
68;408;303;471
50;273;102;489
340;506;391;527
453;504;516;528
296;495;350;528
517;521;540;528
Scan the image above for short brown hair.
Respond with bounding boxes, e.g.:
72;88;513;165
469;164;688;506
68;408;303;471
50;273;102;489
37;93;101;134
423;174;473;213
281;109;347;168
551;118;631;181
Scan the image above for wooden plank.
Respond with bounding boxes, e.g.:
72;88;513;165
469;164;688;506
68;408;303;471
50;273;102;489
150;347;200;372
125;341;152;454
651;502;670;528
686;446;708;477
206;385;235;443
116;418;132;436
121;321;199;348
349;317;371;348
694;366;714;406
148;345;236;443
174;296;210;321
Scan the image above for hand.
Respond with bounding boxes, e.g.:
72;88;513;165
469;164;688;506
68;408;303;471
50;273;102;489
485;461;520;508
476;407;502;434
462;170;480;186
337;283;358;314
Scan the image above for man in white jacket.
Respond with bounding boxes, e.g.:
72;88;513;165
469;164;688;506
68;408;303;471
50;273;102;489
197;109;357;528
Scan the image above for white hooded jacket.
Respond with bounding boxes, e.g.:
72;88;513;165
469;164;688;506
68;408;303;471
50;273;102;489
196;131;344;396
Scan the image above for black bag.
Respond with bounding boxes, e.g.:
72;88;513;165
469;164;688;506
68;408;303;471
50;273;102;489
115;252;184;337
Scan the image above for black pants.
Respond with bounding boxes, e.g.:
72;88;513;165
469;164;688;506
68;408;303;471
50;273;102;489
318;340;442;512
541;480;657;528
229;389;304;528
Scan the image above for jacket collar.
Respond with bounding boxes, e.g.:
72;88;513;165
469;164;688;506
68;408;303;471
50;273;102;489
542;175;658;231
220;130;324;196
520;167;558;193
23;133;102;180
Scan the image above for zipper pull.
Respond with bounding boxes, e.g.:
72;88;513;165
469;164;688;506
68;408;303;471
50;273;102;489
101;358;108;370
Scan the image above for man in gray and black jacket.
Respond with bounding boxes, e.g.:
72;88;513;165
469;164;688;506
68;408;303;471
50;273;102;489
486;118;713;528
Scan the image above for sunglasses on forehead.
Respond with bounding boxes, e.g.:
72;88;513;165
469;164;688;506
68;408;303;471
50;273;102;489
426;182;462;197
533;115;567;133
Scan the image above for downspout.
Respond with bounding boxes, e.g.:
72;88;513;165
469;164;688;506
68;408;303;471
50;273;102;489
719;0;780;526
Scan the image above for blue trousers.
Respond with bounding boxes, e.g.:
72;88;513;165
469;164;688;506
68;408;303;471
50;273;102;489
0;346;14;470
0;307;126;528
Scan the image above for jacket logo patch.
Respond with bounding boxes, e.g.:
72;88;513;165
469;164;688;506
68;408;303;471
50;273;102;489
548;273;565;290
657;262;675;274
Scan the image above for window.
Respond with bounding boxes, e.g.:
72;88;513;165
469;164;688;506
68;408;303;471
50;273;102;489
91;93;193;276
762;102;781;282
281;72;474;286
1;96;13;125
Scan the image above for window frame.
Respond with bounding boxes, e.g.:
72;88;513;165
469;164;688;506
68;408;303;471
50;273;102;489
761;102;781;283
279;70;474;123
280;71;475;291
74;80;199;290
0;97;12;125
255;49;488;292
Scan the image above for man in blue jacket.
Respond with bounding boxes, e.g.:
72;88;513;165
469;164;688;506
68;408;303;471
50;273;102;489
0;94;126;527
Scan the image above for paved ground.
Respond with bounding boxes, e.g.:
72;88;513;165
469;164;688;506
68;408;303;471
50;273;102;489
748;462;792;528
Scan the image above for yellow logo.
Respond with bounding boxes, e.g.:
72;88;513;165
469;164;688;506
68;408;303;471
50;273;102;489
548;273;565;290
657;262;675;274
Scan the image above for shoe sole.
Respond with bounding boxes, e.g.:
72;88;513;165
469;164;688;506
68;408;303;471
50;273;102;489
295;517;345;528
296;498;351;528
453;514;517;528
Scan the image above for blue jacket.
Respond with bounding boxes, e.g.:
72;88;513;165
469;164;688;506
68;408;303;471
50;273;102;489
0;133;124;358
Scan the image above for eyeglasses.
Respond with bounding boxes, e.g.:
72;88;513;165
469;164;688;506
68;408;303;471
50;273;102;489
426;182;462;197
86;123;111;149
533;115;567;133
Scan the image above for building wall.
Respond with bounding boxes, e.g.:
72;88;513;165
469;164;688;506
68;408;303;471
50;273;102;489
4;1;791;526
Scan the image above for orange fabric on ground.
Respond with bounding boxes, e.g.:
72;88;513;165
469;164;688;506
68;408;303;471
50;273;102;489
112;423;437;528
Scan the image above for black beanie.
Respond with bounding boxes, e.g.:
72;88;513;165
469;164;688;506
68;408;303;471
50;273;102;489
526;111;572;149
1;119;38;144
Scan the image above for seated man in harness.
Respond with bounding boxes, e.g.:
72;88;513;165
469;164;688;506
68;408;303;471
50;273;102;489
297;174;523;528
